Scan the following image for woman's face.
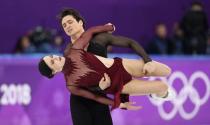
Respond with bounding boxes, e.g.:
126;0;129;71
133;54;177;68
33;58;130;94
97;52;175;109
43;55;65;74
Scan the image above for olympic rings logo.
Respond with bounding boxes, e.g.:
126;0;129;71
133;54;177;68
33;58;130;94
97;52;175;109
148;71;210;120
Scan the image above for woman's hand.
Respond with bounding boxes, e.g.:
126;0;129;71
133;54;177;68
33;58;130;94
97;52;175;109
99;73;111;90
119;102;142;110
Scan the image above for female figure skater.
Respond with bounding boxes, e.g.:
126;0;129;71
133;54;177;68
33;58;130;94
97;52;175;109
38;24;172;110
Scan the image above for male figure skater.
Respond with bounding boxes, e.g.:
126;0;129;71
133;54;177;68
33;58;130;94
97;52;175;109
57;8;156;125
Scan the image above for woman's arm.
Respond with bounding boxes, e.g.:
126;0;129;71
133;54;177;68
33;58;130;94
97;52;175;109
67;85;114;106
73;24;114;49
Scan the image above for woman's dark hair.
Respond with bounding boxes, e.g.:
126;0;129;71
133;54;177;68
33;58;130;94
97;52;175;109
38;58;54;78
57;8;86;28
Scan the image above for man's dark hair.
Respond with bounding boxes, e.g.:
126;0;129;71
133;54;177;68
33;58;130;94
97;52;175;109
38;58;54;79
57;8;86;28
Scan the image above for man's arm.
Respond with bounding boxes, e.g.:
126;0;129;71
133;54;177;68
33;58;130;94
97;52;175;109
67;85;114;106
93;33;152;63
73;25;114;49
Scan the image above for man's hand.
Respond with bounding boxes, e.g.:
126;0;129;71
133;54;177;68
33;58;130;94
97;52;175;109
142;61;156;75
119;102;142;110
99;73;111;90
105;23;115;33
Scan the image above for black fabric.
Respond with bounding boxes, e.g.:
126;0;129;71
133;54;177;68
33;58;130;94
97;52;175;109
180;11;208;36
70;94;113;125
92;33;152;63
180;10;209;54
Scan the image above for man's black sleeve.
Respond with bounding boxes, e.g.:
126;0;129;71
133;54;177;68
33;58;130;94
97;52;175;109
93;33;152;63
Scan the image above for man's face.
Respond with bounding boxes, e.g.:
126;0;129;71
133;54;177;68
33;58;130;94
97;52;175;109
61;15;83;36
43;55;65;74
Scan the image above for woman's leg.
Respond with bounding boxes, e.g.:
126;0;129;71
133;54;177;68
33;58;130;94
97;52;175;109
121;79;168;97
122;59;171;77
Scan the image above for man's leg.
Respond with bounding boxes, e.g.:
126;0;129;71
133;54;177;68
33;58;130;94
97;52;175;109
90;100;113;125
70;94;92;125
70;94;113;125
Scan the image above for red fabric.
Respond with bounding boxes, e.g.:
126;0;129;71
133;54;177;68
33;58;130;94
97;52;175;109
63;53;132;109
62;25;132;109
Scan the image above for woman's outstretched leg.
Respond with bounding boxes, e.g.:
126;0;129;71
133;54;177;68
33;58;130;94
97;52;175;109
122;59;171;77
121;79;168;97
